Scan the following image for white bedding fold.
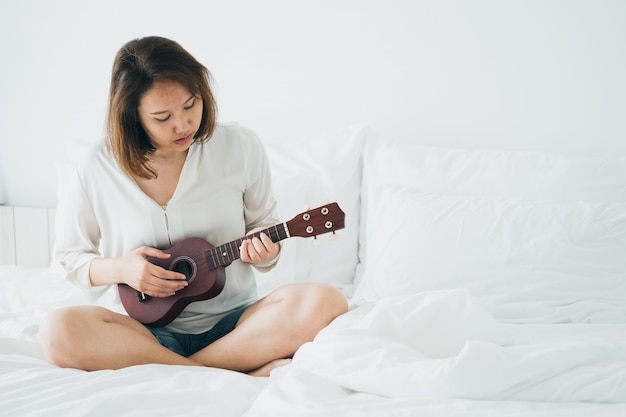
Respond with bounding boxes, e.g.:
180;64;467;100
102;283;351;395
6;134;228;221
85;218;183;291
278;290;626;403
247;368;626;417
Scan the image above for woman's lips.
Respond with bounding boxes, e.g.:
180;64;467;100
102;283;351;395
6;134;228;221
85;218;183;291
175;134;192;145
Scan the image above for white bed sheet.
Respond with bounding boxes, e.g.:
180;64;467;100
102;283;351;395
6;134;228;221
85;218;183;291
247;292;626;416
1;266;625;416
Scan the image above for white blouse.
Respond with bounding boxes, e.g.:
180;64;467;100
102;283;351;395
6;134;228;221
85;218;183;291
54;123;280;334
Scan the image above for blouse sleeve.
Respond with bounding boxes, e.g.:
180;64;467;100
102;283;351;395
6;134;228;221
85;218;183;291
52;163;105;297
238;126;282;272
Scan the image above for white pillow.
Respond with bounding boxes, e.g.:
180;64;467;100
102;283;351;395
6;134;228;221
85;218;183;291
353;184;626;323
356;140;626;291
255;125;369;296
355;139;626;323
362;139;626;202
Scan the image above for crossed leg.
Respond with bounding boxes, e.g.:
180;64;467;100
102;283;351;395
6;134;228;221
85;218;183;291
40;283;348;375
190;283;347;373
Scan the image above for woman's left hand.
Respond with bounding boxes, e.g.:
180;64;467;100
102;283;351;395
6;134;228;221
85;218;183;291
240;230;280;266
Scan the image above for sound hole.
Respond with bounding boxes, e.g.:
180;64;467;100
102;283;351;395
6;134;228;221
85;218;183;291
171;257;196;283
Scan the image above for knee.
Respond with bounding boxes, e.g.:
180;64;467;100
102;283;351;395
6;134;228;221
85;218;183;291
308;283;349;322
283;283;348;329
39;307;93;368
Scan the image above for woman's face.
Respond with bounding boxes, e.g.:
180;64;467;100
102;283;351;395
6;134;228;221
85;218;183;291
137;80;204;157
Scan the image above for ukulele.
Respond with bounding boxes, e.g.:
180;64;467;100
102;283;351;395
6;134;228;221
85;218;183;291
118;202;345;327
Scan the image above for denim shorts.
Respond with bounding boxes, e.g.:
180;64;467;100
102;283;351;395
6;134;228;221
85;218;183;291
147;303;250;357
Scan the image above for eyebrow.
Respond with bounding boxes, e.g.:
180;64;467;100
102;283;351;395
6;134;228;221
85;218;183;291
149;95;196;115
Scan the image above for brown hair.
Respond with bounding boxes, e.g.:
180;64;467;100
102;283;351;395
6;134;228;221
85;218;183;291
106;36;218;179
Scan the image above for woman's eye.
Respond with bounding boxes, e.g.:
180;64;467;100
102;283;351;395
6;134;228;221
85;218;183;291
156;116;170;122
184;100;195;111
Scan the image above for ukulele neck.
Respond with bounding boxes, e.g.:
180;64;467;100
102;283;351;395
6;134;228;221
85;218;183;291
205;223;290;269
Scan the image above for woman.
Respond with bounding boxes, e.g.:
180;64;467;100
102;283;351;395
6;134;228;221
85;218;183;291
40;36;348;376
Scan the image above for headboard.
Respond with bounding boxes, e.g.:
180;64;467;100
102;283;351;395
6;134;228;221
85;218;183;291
0;206;55;267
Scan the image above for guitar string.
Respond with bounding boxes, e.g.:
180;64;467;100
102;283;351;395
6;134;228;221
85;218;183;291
155;224;289;272
149;213;338;273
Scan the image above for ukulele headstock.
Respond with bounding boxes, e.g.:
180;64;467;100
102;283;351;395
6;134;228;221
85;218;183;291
286;202;345;238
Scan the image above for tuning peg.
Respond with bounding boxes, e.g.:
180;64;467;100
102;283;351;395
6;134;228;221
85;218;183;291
321;198;331;205
313;237;321;246
330;232;341;241
303;204;311;212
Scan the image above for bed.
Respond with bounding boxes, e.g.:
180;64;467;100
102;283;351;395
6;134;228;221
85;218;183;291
1;126;625;416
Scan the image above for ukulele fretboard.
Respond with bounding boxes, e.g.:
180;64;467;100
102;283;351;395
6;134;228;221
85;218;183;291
204;223;290;270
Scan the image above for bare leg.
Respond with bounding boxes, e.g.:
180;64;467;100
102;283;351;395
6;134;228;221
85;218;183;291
39;306;201;371
190;283;348;375
40;283;347;374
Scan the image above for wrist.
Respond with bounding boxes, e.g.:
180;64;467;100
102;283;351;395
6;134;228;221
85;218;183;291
89;257;119;287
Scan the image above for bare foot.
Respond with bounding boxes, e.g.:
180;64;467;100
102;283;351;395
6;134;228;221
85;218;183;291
247;358;292;377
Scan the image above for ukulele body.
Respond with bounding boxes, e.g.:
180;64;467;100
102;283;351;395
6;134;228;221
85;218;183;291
118;237;226;327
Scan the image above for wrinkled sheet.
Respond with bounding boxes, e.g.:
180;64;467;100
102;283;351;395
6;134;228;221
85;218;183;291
1;266;625;416
247;290;626;416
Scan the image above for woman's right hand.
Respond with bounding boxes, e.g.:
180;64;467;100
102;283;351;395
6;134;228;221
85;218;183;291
89;247;188;298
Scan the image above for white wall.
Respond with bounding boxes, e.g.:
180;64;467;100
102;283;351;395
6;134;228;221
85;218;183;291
1;0;625;207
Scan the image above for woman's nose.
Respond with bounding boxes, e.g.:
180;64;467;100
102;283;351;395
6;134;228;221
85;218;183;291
172;113;190;134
